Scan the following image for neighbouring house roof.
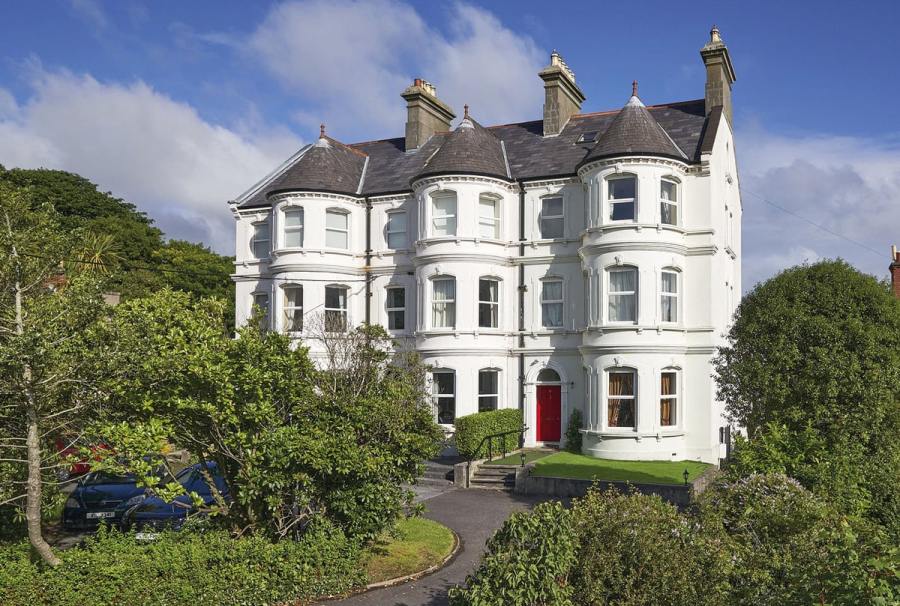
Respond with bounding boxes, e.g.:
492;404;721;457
413;109;509;182
236;98;710;208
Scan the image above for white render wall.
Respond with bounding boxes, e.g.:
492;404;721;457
232;123;740;463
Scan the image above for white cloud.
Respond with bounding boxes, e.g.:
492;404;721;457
0;70;300;252
737;125;900;290
248;0;544;139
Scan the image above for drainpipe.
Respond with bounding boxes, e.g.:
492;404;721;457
364;197;372;324
517;182;526;446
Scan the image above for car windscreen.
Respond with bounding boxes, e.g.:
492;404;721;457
81;472;135;485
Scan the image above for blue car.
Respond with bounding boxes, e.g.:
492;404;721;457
63;471;146;529
121;462;230;530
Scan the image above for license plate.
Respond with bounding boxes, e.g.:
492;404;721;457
86;511;115;519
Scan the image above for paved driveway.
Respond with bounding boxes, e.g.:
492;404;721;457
325;488;548;606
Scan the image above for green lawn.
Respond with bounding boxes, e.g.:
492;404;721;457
483;449;555;466
532;452;711;485
364;517;455;584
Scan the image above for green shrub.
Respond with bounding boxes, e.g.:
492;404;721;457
449;501;576;606
454;409;523;459
563;409;583;454
0;521;364;606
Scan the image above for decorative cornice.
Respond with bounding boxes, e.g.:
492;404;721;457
579;345;717;355
411;174;518;192
579;241;691;257
270;191;363;205
520;177;580;190
412;252;513;266
578;155;690;176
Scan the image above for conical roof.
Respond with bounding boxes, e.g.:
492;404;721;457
414;107;509;182
582;88;687;165
264;126;367;197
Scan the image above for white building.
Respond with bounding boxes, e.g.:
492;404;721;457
230;28;741;463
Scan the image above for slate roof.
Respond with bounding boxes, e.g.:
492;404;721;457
582;96;687;165
236;98;710;208
415;113;509;182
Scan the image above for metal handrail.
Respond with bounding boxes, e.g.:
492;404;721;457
465;426;528;485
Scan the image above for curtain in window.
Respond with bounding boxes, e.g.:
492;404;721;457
283;286;303;332
542;281;563;327
432;279;456;328
661;272;677;322
608;372;635;428
660;372;676;426
479;279;499;328
609;270;636;322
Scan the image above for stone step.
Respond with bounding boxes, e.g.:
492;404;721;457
470;474;514;484
422;469;453;481
416;476;455;488
479;464;519;471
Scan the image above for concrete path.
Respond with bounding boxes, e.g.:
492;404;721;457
325;488;548;606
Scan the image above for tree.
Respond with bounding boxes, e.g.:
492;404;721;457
94;292;442;541
0;181;109;565
714;260;900;533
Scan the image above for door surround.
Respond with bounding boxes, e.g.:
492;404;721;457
524;361;569;447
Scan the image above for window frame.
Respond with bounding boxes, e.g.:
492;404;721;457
660;369;678;427
324;209;350;250
607;267;638;324
432;370;456;425
431;276;456;329
250;219;271;260
540;278;565;329
385;210;408;250
606;368;637;430
323;284;349;332
478;369;500;412
478;194;501;240
660;269;679;324
539;195;565;240
607;175;637;223
660;178;679;226
430;191;458;237
281;207;304;249
281;284;303;333
478;277;500;329
251;291;269;329
385;286;406;331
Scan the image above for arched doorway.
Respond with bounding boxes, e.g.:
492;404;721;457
536;368;562;443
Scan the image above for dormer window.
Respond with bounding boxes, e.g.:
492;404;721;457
608;176;636;222
431;192;457;237
250;220;270;259
660;179;678;225
325;210;349;249
478;194;501;239
283;208;304;248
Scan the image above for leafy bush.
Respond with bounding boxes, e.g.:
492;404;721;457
454;409;523;459
0;522;364;606
564;409;583;454
569;487;730;606
449;501;575;606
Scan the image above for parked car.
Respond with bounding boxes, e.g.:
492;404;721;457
54;438;109;480
121;462;230;530
62;471;147;529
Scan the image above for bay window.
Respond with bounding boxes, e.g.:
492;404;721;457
282;285;303;332
608;268;637;323
661;270;678;323
660;179;678;225
325;210;349;249
478;278;499;328
431;192;457;237
432;278;456;328
608;370;636;428
660;371;677;426
283;208;304;248
478;195;501;239
608;176;636;221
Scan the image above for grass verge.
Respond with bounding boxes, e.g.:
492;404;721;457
532;452;711;485
364;517;455;584
483;449;555;466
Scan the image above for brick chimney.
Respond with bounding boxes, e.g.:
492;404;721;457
401;79;455;151
539;51;586;136
891;245;900;299
700;25;737;124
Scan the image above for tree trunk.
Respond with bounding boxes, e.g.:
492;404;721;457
14;264;59;566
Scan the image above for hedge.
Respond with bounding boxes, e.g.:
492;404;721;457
0;521;364;606
455;409;524;459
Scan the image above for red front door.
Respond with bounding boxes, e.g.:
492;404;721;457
536;385;561;442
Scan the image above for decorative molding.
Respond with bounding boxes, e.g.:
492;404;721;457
578;156;690;177
412;174;518;192
269;191;363;205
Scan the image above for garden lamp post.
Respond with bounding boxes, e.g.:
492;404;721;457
683;469;690;486
520;452;526;468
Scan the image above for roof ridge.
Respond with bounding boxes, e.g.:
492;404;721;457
324;135;368;157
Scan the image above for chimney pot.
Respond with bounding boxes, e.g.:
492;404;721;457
539;50;586;136
402;79;455;150
700;25;737;124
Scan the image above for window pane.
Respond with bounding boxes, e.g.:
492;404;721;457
433;216;457;237
610;201;635;221
478;396;497;412
386;287;405;308
284;209;303;226
661;372;676;396
608;371;635;428
252;223;269;258
325;287;346;309
537;368;560;382
433;279;455;328
661;372;676;426
542;281;563;301
387;211;407;231
661;272;677;294
542;303;563;327
433;279;455;301
661;295;676;323
609;295;635;322
609;178;636;200
437;398;455;424
479;370;498;395
386;212;407;248
326;229;348;249
433;372;455;424
610;270;636;293
326;211;348;230
540;217;564;239
284;229;303;248
284;286;302;307
661;181;677;202
388;310;404;330
542;197;563;216
661;201;677;225
387;287;404;330
479;279;498;303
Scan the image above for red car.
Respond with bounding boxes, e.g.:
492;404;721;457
55;438;109;480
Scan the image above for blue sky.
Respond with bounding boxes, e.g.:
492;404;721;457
1;0;898;289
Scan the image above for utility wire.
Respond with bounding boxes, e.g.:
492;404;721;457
739;186;885;260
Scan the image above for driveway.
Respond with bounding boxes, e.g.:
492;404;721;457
326;488;549;606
